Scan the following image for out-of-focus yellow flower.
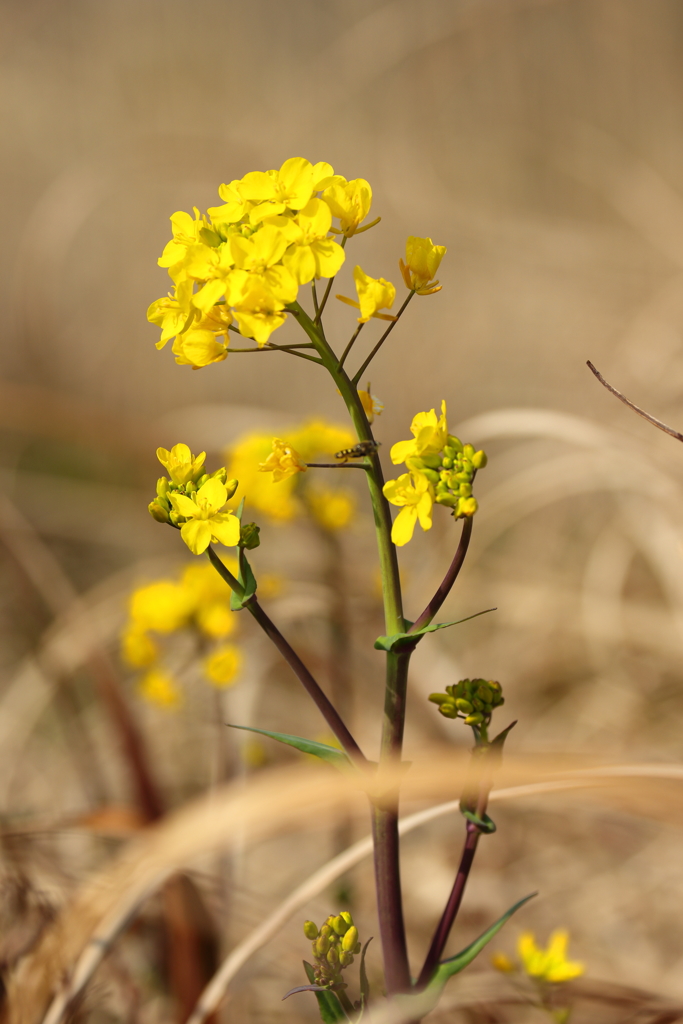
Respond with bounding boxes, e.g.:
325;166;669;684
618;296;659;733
241;737;268;767
323;178;374;235
358;386;384;424
138;668;183;709
383;472;434;546
156;443;206;485
390;401;448;465
204;644;243;687
283;199;346;284
289;419;355;461
196;602;236;639
169;478;241;555
129;581;195;633
491;952;516;974
517;931;584;983
306;485;356;531
258;572;284;598
227;433;300;521
172;329;228;369
120;626;158;668
399;236;446;295
259;438;307;482
337;266;396;323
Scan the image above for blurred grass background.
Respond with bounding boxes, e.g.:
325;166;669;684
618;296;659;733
3;1;683;1021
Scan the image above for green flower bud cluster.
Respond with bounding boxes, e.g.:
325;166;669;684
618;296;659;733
239;522;261;549
409;436;486;519
303;912;361;989
428;678;503;726
148;469;239;527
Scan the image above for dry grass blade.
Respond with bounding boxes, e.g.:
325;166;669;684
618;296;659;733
587;361;683;442
8;757;683;1024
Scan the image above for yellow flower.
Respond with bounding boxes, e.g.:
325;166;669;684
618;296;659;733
238;157;318;215
157;208;207;279
196;602;236;638
390;401;448;465
259;438;307;482
138;668;183;709
156;443;206;485
204;644;243;687
358;386;384;424
491;952;516;974
120;626;158;668
323;178;373;235
228;224;298;305
517;931;584;983
230;276;289;346
147;280;194;349
383;472;434;546
399;236;447;295
129;580;195;633
169;478;241;555
283;199;346;284
289;419;355;461
172;329;228;369
226;433;300;521
306;485;356;531
337;266;396;323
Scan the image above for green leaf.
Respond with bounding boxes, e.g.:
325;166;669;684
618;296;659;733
374;608;496;652
230;547;257;610
227;724;352;770
359;937;373;1009
426;892;537;994
303;961;348;1022
460;809;497;833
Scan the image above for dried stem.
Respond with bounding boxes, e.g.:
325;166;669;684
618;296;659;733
587;360;683;441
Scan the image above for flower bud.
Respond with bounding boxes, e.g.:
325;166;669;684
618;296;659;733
331;915;348;936
464;712;484;725
353;942;361;954
429;692;451;704
455;698;473;714
156;477;169;498
457;497;478;517
226;478;239;499
477;685;492;704
472;450;487;469
320;924;332;938
438;703;458;719
421;468;440;485
303;921;319;940
435;493;458;508
340;911;354;926
339;951;353;967
463;444;475;459
148;501;170;524
458;483;472;498
342;926;358;952
441;457;453;470
186;480;197;495
240;523;261;549
447;435;464;453
169;511;182;526
195;473;208;488
327;945;339;965
316;935;330;956
210;467;228;484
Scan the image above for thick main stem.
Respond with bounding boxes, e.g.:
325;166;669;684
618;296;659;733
288;302;411;993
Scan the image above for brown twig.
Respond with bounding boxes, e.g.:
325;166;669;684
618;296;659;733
587;360;683;442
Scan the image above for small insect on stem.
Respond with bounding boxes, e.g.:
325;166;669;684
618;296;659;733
334;440;381;463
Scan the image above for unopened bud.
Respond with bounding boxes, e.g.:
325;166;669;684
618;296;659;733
447;435;464;453
439;703;458;719
340;951;353;967
156;477;169;498
320;924;332;938
340;911;353;926
195;473;208;488
186;480;197;495
225;478;239;499
472;450;487;469
455;698;473;714
477;685;492;704
315;935;330;956
210;467;228;484
342;926;358;952
457;497;478;517
463;444;475;459
464;712;484;726
327;945;339;965
436;493;458;508
303;921;319;940
169;511;182;526
331;915;348;936
429;692;451;704
240;522;261;549
148;501;170;524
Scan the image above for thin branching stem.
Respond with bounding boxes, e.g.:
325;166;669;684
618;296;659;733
351;291;415;385
338;322;365;371
305;462;369;470
311;280;319;315
314;237;348;324
587;360;683;441
206;547;367;768
409;517;473;635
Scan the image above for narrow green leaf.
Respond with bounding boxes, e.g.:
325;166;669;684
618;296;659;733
426;892;537;993
302;962;348;1022
359;937;373;1008
227;724;352;770
374;608;496;652
230;548;257;610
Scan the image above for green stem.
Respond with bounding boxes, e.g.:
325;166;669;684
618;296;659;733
287;301;412;993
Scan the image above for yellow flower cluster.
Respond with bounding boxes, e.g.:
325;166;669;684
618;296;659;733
225;418;358;528
493;930;584;984
383;401;487;545
148;158;376;364
121;560;245;708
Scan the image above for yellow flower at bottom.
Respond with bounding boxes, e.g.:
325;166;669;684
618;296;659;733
390;400;448;465
138;669;183;709
259;438;307;482
204;644;243;687
383;472;434;546
196;602;236;638
169;478;241;554
518;931;584;983
172;329;228;369
129;580;195;632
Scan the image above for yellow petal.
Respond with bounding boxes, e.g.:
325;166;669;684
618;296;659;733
391;506;417;546
180;519;212;554
169;492;201;517
209;512;241;547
